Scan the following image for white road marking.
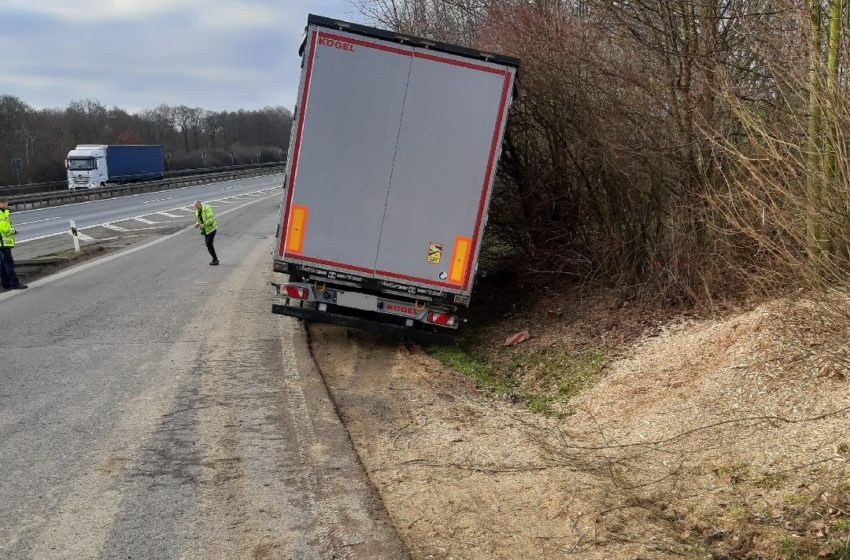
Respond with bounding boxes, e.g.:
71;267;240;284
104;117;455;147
143;196;174;204
0;193;279;302
100;223;129;232
132;217;158;225
110;225;172;232
216;199;237;204
156;211;183;218
14;174;284;214
15;184;279;244
15;216;63;226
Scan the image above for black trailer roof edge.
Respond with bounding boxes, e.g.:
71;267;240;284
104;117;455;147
307;13;520;69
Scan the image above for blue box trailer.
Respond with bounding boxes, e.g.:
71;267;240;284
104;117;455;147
105;145;164;182
66;144;165;188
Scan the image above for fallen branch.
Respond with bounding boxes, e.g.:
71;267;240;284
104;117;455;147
400;458;563;473
555;405;850;451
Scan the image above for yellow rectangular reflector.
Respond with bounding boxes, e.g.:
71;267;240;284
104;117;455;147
286;205;308;254
449;236;471;285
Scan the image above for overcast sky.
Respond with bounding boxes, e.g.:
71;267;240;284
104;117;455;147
0;0;360;112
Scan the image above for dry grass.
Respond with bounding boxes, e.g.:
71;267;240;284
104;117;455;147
419;287;850;558
539;296;850;559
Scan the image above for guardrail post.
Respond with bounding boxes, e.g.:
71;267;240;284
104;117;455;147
70;219;81;253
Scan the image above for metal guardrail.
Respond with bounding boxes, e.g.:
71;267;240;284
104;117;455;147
0;180;67;196
8;163;285;211
0;162;285;197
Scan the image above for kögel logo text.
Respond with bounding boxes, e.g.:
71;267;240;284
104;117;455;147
319;36;355;52
386;303;416;316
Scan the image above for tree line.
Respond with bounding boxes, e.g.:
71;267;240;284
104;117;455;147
355;0;850;305
0;95;292;185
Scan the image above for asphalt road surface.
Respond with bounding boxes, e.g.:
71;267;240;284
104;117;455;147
14;173;284;243
0;188;408;559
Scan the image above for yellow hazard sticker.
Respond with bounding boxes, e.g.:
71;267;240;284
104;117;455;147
427;242;443;264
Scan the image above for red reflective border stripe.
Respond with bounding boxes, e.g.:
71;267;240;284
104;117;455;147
279;30;317;258
463;72;512;291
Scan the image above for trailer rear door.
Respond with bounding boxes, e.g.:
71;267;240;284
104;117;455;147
374;52;512;294
279;30;414;272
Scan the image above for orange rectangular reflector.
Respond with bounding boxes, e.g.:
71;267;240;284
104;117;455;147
449;237;471;285
286;205;308;254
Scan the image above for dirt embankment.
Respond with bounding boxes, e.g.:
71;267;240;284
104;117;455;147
309;294;850;560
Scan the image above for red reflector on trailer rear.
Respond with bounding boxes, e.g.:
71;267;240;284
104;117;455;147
427;311;457;327
286;286;310;299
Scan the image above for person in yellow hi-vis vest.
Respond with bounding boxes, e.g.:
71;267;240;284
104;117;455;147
193;200;219;266
0;198;26;290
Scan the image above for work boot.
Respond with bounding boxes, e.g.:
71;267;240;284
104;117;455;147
13;284;28;289
210;260;219;266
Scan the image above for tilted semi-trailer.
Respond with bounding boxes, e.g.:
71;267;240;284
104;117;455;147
272;14;518;340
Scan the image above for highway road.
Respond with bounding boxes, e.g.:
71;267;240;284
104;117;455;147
13;173;284;243
0;181;407;558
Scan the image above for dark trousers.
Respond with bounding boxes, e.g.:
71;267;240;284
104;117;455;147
0;248;21;289
204;230;218;262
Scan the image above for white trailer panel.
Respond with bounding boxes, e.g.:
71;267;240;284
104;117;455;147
376;51;512;293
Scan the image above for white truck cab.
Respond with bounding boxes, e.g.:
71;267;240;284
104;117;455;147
66;145;108;189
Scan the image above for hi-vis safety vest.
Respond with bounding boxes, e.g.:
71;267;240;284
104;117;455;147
0;209;16;248
196;205;218;235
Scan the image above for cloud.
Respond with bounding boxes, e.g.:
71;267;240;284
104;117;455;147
0;0;359;111
197;6;284;29
1;0;204;22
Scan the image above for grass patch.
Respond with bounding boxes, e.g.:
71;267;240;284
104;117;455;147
834;519;850;534
777;535;801;560
782;492;809;516
828;541;850;560
509;347;606;415
524;395;551;414
428;346;516;397
783;493;808;507
428;343;606;416
756;472;789;490
726;503;745;520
